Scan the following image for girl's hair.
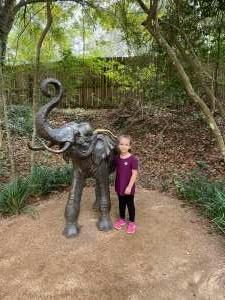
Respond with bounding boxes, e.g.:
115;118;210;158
117;135;133;152
118;134;132;145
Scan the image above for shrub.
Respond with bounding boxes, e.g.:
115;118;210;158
174;170;225;232
0;178;34;215
47;164;73;188
6;104;33;136
28;164;55;196
28;164;73;196
0;164;73;216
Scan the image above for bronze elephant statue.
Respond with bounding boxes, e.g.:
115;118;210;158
30;78;117;238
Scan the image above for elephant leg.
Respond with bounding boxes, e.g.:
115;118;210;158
63;169;85;238
92;183;100;211
96;163;113;231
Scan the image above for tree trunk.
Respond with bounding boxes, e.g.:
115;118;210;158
0;64;16;177
30;0;53;171
142;17;225;160
171;33;225;120
168;24;225;119
0;1;16;63
0;0;91;175
156;29;225;159
214;25;222;99
135;0;225;160
0;2;18;177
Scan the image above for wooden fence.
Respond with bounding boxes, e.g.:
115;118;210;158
5;56;225;108
5;57;147;108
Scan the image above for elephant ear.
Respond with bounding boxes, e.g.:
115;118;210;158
92;134;117;164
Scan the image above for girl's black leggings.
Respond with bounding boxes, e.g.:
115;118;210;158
118;194;135;222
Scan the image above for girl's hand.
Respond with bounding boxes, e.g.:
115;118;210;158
124;186;131;195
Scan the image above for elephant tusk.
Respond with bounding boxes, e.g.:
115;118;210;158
93;128;117;139
42;141;71;154
27;141;53;151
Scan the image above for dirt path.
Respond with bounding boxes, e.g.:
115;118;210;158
0;188;225;300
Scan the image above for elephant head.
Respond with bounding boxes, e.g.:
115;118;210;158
29;78;116;157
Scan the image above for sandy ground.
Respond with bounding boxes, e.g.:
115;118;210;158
0;187;225;300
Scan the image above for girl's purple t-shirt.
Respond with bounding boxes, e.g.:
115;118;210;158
114;154;138;196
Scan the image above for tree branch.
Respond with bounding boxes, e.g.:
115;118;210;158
136;0;149;14
13;5;46;64
14;0;96;14
149;0;158;20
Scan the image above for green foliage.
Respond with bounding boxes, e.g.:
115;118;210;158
58;51;108;88
8;3;73;63
0;164;73;216
104;1;150;54
6;105;33;136
0;178;33;215
28;165;55;196
161;179;170;192
105;59;154;95
109;174;114;186
104;56;190;107
174;170;225;232
163;1;225;67
28;164;73;196
5;0;225;109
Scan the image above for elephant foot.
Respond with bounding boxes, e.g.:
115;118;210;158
63;223;80;238
97;216;113;231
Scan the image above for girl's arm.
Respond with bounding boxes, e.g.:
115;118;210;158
124;170;138;195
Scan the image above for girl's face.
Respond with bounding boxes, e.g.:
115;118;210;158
118;137;131;154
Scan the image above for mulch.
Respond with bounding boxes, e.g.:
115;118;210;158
1;105;225;191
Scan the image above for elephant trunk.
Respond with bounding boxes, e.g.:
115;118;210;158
35;78;64;144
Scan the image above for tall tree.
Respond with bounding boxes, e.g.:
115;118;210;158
0;0;96;178
134;0;225;161
30;0;52;170
0;0;96;63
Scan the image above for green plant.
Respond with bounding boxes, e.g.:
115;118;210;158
28;164;73;196
6;105;33;136
174;170;225;232
0;164;73;216
196;160;209;170
28;164;56;196
161;179;169;192
109;174;115;186
0;178;34;215
49;164;73;187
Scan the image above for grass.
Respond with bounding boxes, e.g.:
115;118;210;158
0;178;34;215
0;164;73;216
174;169;225;233
28;164;72;196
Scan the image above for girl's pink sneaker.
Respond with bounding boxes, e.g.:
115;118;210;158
114;218;126;230
126;222;136;234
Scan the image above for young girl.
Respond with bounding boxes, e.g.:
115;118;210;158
113;135;138;234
